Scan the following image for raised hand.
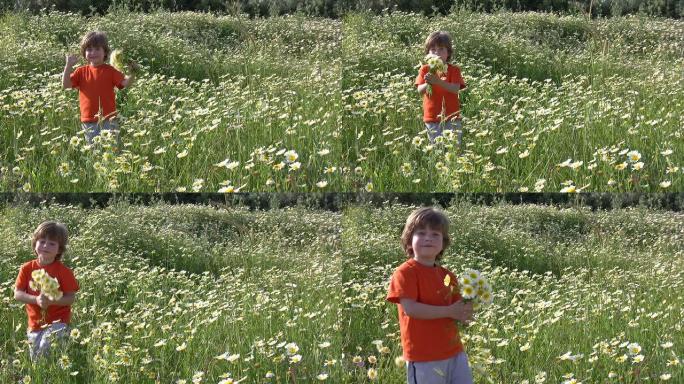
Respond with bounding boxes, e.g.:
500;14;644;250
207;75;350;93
65;54;80;67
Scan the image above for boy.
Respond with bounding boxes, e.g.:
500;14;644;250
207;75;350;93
62;31;137;146
15;221;79;361
416;31;467;146
387;207;474;384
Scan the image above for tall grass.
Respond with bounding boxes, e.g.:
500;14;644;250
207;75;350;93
0;10;682;192
342;202;684;383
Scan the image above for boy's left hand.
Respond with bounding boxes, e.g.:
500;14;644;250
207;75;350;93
36;294;52;309
424;73;442;85
127;60;141;74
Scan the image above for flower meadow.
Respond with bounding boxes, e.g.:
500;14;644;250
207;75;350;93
343;203;684;383
342;11;683;192
0;201;683;382
1;10;682;193
1;202;344;383
0;10;341;193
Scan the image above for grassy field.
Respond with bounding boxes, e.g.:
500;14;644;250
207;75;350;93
0;10;341;192
1;201;682;382
1;10;682;193
343;203;684;383
1;203;343;383
343;11;683;192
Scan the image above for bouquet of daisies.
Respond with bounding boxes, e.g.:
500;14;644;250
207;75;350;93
30;269;63;321
110;49;140;76
30;269;63;301
444;268;493;311
422;53;448;97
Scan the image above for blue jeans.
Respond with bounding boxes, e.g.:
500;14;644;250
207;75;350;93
406;352;474;384
425;120;462;147
27;322;69;361
82;120;120;147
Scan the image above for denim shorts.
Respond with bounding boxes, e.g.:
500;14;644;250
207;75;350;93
82;119;120;147
425;120;462;146
27;322;69;361
406;352;474;384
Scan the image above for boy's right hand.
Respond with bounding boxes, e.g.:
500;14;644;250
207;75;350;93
65;54;80;67
450;300;474;323
36;294;51;309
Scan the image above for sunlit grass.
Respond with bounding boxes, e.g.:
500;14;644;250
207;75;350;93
342;202;684;382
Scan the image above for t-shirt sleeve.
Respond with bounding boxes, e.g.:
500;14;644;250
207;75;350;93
59;267;79;293
415;65;428;86
69;67;82;89
451;67;467;90
387;266;418;304
112;67;125;89
15;263;31;290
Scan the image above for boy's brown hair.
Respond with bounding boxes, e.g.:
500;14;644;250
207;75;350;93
400;207;451;261
80;31;111;61
424;31;453;63
32;221;69;261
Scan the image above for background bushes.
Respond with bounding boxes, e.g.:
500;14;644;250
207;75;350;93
3;0;683;18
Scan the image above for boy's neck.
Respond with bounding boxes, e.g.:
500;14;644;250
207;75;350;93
413;256;436;267
89;62;104;67
37;259;56;267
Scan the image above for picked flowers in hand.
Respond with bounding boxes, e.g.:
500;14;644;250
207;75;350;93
444;268;493;311
422;53;448;97
30;269;63;301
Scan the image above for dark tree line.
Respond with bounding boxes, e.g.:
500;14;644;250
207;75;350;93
3;0;683;17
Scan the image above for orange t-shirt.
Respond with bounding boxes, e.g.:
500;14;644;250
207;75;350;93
415;63;467;123
15;260;79;331
387;258;464;362
70;64;125;123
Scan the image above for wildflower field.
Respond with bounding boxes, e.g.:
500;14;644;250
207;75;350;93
343;12;683;192
0;201;683;382
1;202;343;383
1;10;683;193
0;10;341;193
343;203;684;383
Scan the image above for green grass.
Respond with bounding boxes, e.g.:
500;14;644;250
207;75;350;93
0;202;343;383
342;11;684;192
1;201;683;382
1;10;682;192
342;202;684;383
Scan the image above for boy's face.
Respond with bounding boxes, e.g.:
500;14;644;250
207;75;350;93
35;237;59;266
411;225;444;265
429;45;449;63
85;45;106;65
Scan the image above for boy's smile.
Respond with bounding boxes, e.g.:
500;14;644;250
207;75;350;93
411;226;444;265
85;46;105;66
35;237;59;266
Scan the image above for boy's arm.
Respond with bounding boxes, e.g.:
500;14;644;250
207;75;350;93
424;73;461;94
63;54;80;89
416;83;430;94
120;73;134;88
120;61;140;89
400;298;473;322
51;292;76;307
35;292;76;309
14;289;38;305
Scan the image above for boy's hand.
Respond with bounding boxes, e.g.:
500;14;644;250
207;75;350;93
127;60;141;73
36;294;52;309
66;54;80;68
450;300;474;323
424;72;442;85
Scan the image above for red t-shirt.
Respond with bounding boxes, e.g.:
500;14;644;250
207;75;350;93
15;260;79;331
387;258;464;362
415;63;467;123
70;64;125;123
